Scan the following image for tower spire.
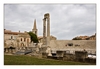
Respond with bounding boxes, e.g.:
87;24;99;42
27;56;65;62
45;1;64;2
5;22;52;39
32;19;38;36
33;19;37;29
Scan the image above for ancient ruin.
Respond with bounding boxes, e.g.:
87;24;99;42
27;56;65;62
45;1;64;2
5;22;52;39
4;13;96;63
41;13;52;56
43;13;50;46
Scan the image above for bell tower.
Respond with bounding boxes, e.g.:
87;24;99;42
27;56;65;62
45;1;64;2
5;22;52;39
32;19;38;36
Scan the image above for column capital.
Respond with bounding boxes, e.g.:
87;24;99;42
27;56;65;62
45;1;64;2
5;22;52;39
44;13;50;18
43;18;46;21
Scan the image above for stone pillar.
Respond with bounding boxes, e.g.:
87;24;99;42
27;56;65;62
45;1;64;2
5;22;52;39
41;13;52;57
46;46;52;56
43;18;46;45
47;17;50;46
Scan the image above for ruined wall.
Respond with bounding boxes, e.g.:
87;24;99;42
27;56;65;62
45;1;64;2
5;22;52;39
50;40;96;54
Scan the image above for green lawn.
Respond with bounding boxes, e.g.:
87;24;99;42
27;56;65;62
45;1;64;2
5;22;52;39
4;55;95;65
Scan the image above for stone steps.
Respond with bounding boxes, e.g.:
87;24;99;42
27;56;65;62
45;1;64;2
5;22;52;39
50;40;96;52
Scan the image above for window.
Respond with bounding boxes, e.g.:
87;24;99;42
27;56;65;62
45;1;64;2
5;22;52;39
11;36;13;39
67;43;73;46
75;44;80;46
24;38;26;42
21;38;22;41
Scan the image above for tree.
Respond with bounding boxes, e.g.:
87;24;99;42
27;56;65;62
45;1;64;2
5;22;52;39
28;32;39;43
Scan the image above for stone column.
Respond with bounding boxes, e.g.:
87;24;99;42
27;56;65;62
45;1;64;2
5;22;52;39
43;18;46;45
47;17;50;46
41;13;52;56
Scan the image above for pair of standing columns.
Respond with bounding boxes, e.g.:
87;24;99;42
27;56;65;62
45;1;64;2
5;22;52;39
43;13;50;46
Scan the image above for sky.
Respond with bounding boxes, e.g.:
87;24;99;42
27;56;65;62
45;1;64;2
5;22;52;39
4;4;96;40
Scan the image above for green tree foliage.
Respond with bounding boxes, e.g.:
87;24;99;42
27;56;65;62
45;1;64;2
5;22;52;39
28;32;39;43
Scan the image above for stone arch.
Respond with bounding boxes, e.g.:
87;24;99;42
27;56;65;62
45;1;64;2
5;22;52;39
21;43;24;47
21;38;23;41
20;42;25;49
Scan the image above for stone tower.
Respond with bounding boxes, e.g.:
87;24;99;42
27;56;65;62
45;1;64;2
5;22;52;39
32;19;38;36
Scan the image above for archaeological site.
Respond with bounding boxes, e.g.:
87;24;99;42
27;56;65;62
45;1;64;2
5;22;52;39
4;13;96;64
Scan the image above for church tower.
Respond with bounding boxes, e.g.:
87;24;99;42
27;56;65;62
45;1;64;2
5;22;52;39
32;19;38;36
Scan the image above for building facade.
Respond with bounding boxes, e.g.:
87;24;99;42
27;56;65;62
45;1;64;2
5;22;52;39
4;29;31;48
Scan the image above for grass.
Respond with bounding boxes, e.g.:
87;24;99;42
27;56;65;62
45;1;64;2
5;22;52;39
4;55;95;65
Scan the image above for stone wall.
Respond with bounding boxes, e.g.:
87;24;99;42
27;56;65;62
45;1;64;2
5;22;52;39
75;51;88;61
63;54;75;61
50;40;96;54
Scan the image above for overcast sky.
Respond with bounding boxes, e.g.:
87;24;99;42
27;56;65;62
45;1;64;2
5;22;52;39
4;4;96;40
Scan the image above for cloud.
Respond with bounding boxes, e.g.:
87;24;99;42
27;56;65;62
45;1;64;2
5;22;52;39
4;4;96;40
